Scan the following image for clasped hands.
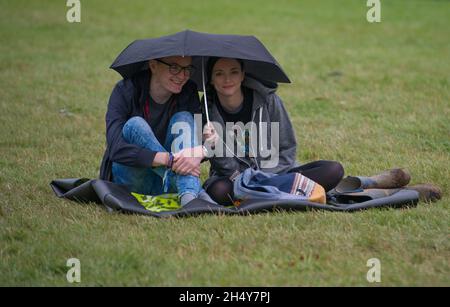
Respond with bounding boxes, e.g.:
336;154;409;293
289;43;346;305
170;123;219;177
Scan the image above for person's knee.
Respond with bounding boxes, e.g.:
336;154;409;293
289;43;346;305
207;178;234;206
170;111;194;124
326;160;344;189
125;116;147;127
330;161;345;181
122;116;147;141
169;111;198;148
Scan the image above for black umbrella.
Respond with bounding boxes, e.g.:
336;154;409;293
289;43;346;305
110;30;290;122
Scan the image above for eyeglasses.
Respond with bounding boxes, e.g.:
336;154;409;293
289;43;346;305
155;59;196;77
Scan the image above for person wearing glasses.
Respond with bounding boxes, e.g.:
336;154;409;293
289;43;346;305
100;56;215;206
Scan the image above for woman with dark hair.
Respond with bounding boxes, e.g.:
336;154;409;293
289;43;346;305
100;56;214;206
202;57;345;205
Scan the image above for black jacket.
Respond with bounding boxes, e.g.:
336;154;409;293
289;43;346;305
99;70;201;181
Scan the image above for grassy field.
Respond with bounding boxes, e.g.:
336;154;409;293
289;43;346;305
0;0;449;286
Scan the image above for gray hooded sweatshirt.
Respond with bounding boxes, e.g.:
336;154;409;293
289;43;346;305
203;76;298;188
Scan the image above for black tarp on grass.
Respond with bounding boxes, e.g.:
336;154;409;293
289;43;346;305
50;178;419;218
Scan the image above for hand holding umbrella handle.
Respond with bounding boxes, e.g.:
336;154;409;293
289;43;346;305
202;123;218;150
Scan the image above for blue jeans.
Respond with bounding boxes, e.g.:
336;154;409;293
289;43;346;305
112;112;201;197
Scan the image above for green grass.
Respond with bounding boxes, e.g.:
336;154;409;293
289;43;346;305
0;0;449;286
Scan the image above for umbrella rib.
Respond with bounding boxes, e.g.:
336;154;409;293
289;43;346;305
182;30;188;57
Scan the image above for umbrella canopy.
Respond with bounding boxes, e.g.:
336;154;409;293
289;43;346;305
110;30;291;124
110;30;290;84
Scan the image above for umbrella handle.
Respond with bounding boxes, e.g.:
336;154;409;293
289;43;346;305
201;57;210;125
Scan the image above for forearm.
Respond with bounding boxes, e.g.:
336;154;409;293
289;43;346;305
152;152;170;167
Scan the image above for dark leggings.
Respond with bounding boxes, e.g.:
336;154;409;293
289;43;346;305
287;160;344;192
207;160;344;206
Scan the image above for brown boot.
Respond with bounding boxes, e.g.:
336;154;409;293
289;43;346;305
405;184;442;202
362;168;411;189
335;168;411;193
